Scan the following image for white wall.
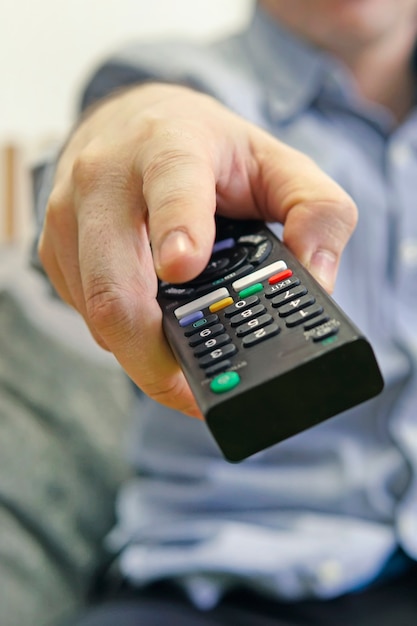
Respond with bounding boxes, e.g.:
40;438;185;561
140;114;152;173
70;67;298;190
2;0;254;143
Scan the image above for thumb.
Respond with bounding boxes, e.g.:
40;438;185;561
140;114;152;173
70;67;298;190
251;133;358;293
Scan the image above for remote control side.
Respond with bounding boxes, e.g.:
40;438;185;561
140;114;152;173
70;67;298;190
157;217;384;462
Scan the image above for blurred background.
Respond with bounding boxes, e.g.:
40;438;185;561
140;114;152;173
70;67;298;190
1;0;254;243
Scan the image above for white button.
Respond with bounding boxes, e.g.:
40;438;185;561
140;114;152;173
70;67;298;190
390;143;413;166
232;260;287;292
400;239;417;266
174;287;229;320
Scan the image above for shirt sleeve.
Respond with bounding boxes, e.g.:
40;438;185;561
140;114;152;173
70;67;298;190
30;34;260;274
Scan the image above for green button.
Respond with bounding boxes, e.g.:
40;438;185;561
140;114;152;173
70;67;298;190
239;283;263;298
192;318;207;328
210;371;241;394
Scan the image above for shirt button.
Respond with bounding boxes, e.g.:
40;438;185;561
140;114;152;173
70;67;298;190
400;239;417;267
390;143;413;166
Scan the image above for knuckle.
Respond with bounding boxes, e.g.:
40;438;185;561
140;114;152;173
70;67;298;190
340;194;359;231
142;149;209;213
146;375;193;414
140;111;195;143
71;147;110;193
324;193;358;244
45;187;66;224
84;279;134;340
142;147;194;188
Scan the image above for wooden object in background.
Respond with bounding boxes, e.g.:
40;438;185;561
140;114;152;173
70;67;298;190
3;144;17;243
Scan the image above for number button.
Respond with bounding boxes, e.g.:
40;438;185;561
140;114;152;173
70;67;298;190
285;305;324;327
224;295;260;317
235;313;274;337
188;323;225;347
270;285;307;308
198;344;238;368
230;304;266;327
278;295;315;317
242;324;280;347
193;333;232;357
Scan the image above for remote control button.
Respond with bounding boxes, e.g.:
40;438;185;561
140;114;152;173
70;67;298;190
183;314;219;336
238;283;264;298
305;319;340;342
270;285;308;308
178;311;204;327
237;234;267;246
232;260;287;292
188;323;225;346
248;239;273;265
209;264;254;290
209;296;234;313
160;285;195;299
205;360;232;377
174;288;229;320
285;305;324;327
303;315;330;331
230;304;266;327
194;333;231;357
278;295;315;317
313;328;339;342
198;344;238;368
242;323;280;347
265;276;300;298
210;371;241;394
192;248;248;285
235;313;274;337
224;295;260;317
268;268;293;285
212;238;235;254
192;264;254;298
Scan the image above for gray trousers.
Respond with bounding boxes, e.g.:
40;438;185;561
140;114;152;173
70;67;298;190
0;251;132;626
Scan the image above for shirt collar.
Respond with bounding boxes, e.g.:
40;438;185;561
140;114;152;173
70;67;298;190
243;6;376;125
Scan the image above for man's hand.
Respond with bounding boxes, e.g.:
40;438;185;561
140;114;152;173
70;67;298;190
38;83;357;418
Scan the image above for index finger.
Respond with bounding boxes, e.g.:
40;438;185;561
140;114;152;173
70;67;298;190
73;152;202;417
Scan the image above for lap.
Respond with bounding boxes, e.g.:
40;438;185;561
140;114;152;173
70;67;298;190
62;563;417;626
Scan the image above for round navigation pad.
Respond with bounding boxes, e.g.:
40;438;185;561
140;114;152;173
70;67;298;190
190;247;249;285
159;224;273;300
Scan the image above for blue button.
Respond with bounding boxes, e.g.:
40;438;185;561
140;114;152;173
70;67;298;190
179;310;204;327
212;238;235;254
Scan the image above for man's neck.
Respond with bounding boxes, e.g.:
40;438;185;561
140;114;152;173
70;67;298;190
337;26;416;123
258;0;417;122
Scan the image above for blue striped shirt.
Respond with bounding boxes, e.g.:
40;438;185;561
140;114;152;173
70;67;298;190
76;5;417;607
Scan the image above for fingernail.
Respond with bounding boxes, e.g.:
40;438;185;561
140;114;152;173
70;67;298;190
308;249;338;293
156;229;193;271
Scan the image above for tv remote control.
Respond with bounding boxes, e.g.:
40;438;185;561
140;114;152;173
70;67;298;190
157;217;384;462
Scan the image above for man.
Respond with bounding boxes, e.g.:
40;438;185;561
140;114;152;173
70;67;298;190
34;0;417;624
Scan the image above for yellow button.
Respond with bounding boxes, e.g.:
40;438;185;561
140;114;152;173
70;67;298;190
209;297;234;313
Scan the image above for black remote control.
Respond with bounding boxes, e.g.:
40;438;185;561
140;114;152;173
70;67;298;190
157;217;384;462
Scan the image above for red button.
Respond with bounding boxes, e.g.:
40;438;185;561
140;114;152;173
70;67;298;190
268;269;293;284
